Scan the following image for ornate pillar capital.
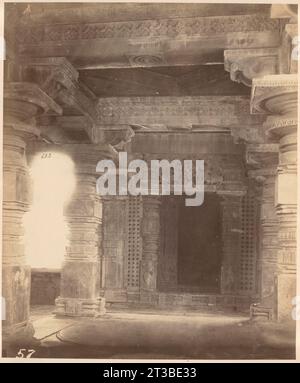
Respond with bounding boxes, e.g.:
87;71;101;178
4;82;61;138
251;74;297;116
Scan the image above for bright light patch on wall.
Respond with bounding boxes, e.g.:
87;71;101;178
24;152;75;269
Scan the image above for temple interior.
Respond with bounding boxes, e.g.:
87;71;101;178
2;3;298;359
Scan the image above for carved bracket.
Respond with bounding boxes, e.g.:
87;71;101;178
224;48;279;87
20;57;98;142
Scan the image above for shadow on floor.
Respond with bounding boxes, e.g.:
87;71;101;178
3;308;296;360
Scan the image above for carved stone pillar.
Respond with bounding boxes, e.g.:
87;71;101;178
251;74;297;321
250;168;279;311
246;145;279;317
101;195;128;303
219;193;243;295
55;143;115;317
140;196;161;303
3;83;60;343
258;171;279;302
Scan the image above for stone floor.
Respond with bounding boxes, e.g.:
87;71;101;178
5;305;296;360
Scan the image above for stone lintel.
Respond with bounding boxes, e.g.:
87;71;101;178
96;96;265;128
16;14;281;68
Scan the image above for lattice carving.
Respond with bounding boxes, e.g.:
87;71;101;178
239;192;258;294
126;196;143;289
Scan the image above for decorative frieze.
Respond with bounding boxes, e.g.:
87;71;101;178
16;15;280;44
251;74;297;114
96;96;264;130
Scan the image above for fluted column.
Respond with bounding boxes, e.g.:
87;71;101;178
3;83;60;342
251;74;297;321
140;196;161;303
55;143;115;317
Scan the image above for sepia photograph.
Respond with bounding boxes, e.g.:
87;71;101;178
0;1;299;362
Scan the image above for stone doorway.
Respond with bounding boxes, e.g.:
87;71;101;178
158;194;222;294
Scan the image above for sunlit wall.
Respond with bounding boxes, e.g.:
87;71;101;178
24;152;75;269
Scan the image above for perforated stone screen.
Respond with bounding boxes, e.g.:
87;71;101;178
126;196;143;289
239;192;258;295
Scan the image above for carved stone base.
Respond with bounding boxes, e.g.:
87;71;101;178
275;272;296;322
103;288;127;303
55;297;106;317
140;292;159;305
250;304;274;321
2;265;31;328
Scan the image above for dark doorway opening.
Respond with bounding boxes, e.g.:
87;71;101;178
177;193;222;293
